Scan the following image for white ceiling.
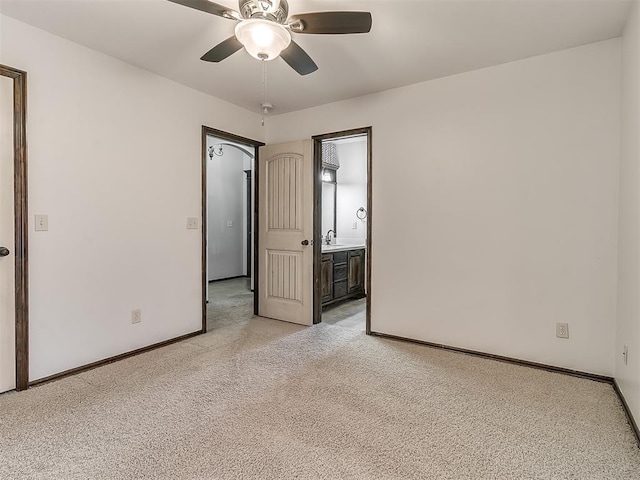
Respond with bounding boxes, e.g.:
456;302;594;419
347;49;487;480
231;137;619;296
0;0;633;115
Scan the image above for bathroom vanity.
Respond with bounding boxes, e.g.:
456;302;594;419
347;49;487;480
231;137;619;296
321;245;366;307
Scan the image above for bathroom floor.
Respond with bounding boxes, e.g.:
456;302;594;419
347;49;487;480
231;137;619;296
322;297;366;328
207;277;366;329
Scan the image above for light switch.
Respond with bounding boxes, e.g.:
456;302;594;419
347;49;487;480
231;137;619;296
186;217;199;230
227;220;233;227
35;214;48;231
352;221;358;230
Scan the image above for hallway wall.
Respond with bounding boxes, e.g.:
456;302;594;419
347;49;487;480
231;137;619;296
206;138;246;281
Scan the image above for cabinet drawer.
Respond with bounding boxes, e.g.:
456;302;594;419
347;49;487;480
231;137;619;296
322;254;332;263
348;249;364;258
334;280;348;299
332;251;348;265
334;263;347;281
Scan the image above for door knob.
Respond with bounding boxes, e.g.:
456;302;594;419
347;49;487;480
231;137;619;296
301;240;309;246
0;247;10;257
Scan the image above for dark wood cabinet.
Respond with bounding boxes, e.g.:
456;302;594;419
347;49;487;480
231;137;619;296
321;248;365;308
348;250;364;294
321;254;333;303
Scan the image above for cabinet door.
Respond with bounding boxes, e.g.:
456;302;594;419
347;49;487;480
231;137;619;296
321;255;333;303
334;280;348;299
348;250;365;293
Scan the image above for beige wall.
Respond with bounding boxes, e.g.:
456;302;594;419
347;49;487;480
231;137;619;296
0;15;264;381
0;11;629;386
616;0;640;423
268;39;622;376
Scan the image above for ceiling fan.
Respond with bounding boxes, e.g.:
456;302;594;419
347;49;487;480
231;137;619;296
168;0;372;75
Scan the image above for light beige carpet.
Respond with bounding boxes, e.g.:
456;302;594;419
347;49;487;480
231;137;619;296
1;289;639;479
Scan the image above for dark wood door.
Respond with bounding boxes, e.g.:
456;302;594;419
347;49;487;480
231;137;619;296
321;254;333;302
348;250;365;293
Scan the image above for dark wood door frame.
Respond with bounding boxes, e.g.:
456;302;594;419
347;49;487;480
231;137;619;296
201;126;264;332
1;64;29;391
312;127;373;333
244;170;252;279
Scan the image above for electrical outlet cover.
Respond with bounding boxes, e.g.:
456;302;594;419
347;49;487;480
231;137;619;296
131;309;142;324
556;322;569;339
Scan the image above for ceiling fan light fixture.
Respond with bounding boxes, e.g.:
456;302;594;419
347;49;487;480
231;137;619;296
235;19;291;61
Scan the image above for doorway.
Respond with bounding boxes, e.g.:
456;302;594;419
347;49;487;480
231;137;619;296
0;64;28;392
201;127;263;332
313;128;372;332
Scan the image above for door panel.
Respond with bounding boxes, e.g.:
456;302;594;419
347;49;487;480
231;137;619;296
267;250;302;301
259;140;313;325
0;75;16;393
348;251;364;293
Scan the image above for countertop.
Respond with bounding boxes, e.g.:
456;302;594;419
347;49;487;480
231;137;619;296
321;244;366;253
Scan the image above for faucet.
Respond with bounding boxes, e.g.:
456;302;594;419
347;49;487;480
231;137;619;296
325;230;335;245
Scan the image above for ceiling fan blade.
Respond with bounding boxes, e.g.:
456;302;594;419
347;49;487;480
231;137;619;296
288;12;372;34
280;41;318;76
167;0;240;20
201;36;244;62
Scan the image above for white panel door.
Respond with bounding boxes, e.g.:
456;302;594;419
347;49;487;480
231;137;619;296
258;140;313;325
0;75;16;393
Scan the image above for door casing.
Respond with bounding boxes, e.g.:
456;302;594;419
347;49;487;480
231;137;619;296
312;127;373;332
0;64;28;391
201;126;264;332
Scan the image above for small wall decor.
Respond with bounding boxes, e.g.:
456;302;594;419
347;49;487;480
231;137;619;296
356;207;367;220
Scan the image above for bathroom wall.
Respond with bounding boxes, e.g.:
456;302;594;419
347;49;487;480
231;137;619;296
335;138;368;244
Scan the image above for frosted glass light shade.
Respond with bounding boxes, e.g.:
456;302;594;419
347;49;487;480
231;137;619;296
235;19;291;61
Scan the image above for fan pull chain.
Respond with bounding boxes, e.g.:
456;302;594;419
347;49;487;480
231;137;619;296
258;56;273;126
261;58;267;127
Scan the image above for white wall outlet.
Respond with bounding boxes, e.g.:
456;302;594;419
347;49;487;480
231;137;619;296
623;345;629;365
186;217;199;230
131;309;142;324
352;221;358;230
34;214;48;231
226;220;233;227
556;322;569;339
